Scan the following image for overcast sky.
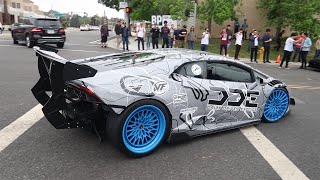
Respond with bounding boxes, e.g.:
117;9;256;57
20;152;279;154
31;0;124;18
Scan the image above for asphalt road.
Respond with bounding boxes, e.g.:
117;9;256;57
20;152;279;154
0;30;319;180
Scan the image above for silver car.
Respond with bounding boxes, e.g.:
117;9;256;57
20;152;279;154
32;47;295;157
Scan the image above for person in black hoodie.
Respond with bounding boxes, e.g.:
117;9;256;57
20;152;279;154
150;24;160;49
114;21;123;48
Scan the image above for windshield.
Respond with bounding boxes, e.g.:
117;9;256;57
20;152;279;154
35;19;61;28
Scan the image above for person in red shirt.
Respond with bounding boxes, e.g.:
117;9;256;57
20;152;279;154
220;28;228;56
291;33;304;62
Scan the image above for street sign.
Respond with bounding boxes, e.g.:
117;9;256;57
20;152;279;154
55;13;63;17
119;2;128;9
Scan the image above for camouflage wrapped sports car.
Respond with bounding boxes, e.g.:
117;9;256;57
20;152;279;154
32;47;295;157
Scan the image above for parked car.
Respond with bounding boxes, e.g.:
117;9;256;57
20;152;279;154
11;17;66;48
80;24;90;31
32;48;295;157
308;58;320;70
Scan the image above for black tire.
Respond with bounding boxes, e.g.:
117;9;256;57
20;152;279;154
107;99;171;158
13;38;18;44
26;35;34;48
57;42;65;48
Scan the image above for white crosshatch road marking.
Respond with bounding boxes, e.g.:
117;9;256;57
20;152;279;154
241;127;309;180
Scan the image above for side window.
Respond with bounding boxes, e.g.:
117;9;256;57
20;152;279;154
176;62;205;78
207;62;253;83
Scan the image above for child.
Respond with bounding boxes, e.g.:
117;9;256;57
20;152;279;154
315;36;320;59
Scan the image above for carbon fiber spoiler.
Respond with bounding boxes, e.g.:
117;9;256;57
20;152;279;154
31;46;97;129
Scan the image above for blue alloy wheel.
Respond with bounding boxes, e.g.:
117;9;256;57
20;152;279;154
122;105;166;154
263;89;289;122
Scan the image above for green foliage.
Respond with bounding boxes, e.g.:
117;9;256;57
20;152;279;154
98;0;119;10
169;0;194;21
198;0;238;25
70;15;80;28
258;0;320;36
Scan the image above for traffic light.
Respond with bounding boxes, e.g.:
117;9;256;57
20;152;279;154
125;7;132;14
185;9;190;17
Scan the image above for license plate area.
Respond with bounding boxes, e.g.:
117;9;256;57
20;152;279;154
47;30;55;34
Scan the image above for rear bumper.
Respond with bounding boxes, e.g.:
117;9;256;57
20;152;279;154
33;36;66;44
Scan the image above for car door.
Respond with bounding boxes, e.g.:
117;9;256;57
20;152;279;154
201;60;262;130
170;61;209;131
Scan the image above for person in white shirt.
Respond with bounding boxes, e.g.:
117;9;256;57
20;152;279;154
136;24;145;50
200;28;210;51
234;28;243;60
279;33;298;69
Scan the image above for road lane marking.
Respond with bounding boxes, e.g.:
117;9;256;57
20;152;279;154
241;127;309;180
0;104;44;153
288;85;320;90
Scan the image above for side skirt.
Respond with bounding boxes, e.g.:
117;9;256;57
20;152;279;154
167;120;260;143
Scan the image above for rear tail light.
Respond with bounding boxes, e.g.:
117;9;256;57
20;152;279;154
58;28;65;33
66;83;102;103
31;28;43;32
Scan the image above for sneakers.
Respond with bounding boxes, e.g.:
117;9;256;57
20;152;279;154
266;61;271;63
285;67;290;69
278;66;282;68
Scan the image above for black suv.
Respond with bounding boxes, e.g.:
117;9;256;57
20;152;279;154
11;17;66;48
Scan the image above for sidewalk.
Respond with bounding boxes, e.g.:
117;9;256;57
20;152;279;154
108;36;302;67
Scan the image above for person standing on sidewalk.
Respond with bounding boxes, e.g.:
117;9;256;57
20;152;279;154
274;30;285;51
314;36;320;59
150;24;160;49
249;30;259;63
179;25;187;48
187;26;196;50
145;24;152;49
114;21;122;48
136;24;145;50
241;19;249;40
169;24;175;48
279;33;298;69
200;28;210;51
122;22;129;51
174;25;181;48
226;25;233;56
161;21;170;48
234;28;243;60
300;32;312;69
220;28;228;56
100;21;109;48
292;33;304;62
262;29;272;63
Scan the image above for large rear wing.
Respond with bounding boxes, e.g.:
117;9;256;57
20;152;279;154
31;46;97;129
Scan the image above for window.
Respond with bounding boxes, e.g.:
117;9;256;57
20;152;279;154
175;62;205;78
34;19;61;28
17;3;20;9
207;62;253;83
12;2;16;8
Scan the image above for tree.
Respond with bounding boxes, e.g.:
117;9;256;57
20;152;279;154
258;0;320;36
70;15;80;27
198;0;238;31
129;0;195;21
169;0;194;21
98;0;119;10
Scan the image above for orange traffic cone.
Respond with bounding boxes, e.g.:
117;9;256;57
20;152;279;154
275;54;281;63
